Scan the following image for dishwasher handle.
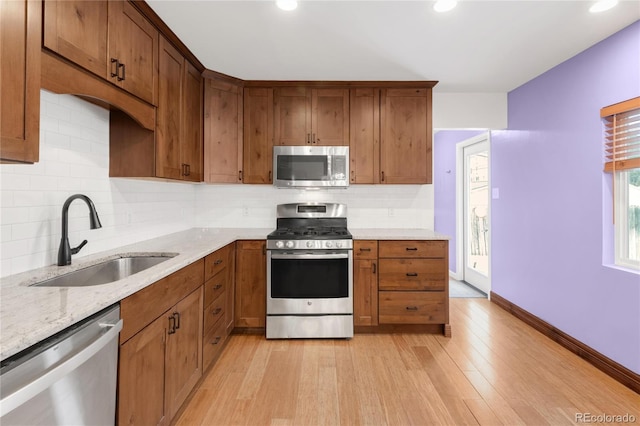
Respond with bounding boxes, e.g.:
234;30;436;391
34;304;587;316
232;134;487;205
0;319;123;418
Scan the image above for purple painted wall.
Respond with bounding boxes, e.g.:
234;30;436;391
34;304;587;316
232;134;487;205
434;130;485;273
491;21;640;373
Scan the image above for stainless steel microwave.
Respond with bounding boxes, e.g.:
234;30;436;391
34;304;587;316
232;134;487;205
273;146;349;188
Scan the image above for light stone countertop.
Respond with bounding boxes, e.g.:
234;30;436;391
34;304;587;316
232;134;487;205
0;227;448;361
0;228;271;361
350;228;450;240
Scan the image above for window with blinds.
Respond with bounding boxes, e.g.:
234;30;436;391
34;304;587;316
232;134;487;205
601;97;640;173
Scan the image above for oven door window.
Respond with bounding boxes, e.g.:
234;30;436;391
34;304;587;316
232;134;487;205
271;255;348;298
277;155;329;181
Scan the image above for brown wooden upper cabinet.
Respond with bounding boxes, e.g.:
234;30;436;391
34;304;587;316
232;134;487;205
155;37;202;182
380;88;432;184
43;0;158;105
204;78;243;183
274;87;349;146
0;0;41;163
243;87;274;184
349;88;380;184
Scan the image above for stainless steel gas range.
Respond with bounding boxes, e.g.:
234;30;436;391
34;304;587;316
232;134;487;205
266;203;353;339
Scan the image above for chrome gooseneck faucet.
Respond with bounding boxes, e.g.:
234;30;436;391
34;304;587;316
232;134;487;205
57;194;102;266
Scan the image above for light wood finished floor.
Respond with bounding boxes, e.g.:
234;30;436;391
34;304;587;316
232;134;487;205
175;299;640;425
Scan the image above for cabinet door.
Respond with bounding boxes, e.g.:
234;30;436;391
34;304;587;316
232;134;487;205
156;37;184;180
118;314;167;426
108;0;158;105
354;258;378;326
43;0;108;79
181;60;203;182
204;79;243;183
380;88;432;184
0;0;40;163
274;87;311;145
349;88;380;183
243;88;274;184
235;240;266;328
312;88;349;146
165;287;203;421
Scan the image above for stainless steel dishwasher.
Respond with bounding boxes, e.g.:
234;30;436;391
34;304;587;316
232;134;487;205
0;304;122;425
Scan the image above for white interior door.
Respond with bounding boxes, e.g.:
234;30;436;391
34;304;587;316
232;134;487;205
462;138;490;293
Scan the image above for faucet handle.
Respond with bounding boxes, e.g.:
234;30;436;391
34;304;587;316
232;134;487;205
71;240;88;255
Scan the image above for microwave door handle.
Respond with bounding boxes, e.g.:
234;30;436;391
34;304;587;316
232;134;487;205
270;253;349;260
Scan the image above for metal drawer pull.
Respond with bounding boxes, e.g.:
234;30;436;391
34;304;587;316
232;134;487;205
406;306;418;311
214;259;223;265
110;58;119;78
212;307;222;315
406;273;418;277
213;284;223;290
173;312;180;330
212;336;221;345
168;315;176;334
405;247;418;251
359;248;371;252
372;262;376;274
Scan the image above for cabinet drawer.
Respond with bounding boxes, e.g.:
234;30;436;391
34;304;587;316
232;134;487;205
378;259;446;291
379;241;447;258
204;292;225;335
120;259;204;343
205;244;232;281
204;269;227;307
203;317;227;371
379;291;446;324
354;240;378;259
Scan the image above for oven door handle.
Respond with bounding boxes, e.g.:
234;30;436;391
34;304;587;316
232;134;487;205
270;252;350;260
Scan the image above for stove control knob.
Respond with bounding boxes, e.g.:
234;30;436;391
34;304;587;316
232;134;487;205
325;241;333;248
285;241;295;249
335;241;343;248
306;241;314;248
275;241;284;249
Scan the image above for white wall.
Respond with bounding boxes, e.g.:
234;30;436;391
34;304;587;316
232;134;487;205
195;184;434;229
433;92;508;129
0;91;196;278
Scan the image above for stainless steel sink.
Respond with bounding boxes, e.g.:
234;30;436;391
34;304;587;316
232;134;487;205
31;254;177;287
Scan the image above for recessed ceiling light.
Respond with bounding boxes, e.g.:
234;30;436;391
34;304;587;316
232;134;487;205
589;0;618;13
433;0;458;13
277;0;298;11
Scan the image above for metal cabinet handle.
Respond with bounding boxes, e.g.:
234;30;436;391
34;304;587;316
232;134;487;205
185;164;191;176
214;259;223;265
406;247;418;251
212;307;222;315
168;315;176;334
406;306;418;311
268;170;272;182
117;63;125;81
351;170;355;182
312;133;316;144
372;262;376;274
213;283;223;290
307;134;311;144
110;58;119;78
381;171;385;182
212;336;221;345
406;273;418;277
239;170;243;181
359;248;371;252
173;312;180;330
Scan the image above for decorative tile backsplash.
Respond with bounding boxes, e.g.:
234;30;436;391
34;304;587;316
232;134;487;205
0;90;434;278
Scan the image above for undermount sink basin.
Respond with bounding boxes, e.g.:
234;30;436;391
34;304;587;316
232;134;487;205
31;254;177;287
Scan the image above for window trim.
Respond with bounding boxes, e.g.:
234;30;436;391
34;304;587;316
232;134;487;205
614;170;640;270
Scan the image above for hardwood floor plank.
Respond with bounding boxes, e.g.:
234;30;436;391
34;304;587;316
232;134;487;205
174;299;640;426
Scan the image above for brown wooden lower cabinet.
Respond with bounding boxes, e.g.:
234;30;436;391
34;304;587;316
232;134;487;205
353;240;379;326
234;240;266;328
118;262;204;426
379;291;446;324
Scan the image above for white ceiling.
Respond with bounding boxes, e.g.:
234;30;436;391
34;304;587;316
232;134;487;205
146;0;640;92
